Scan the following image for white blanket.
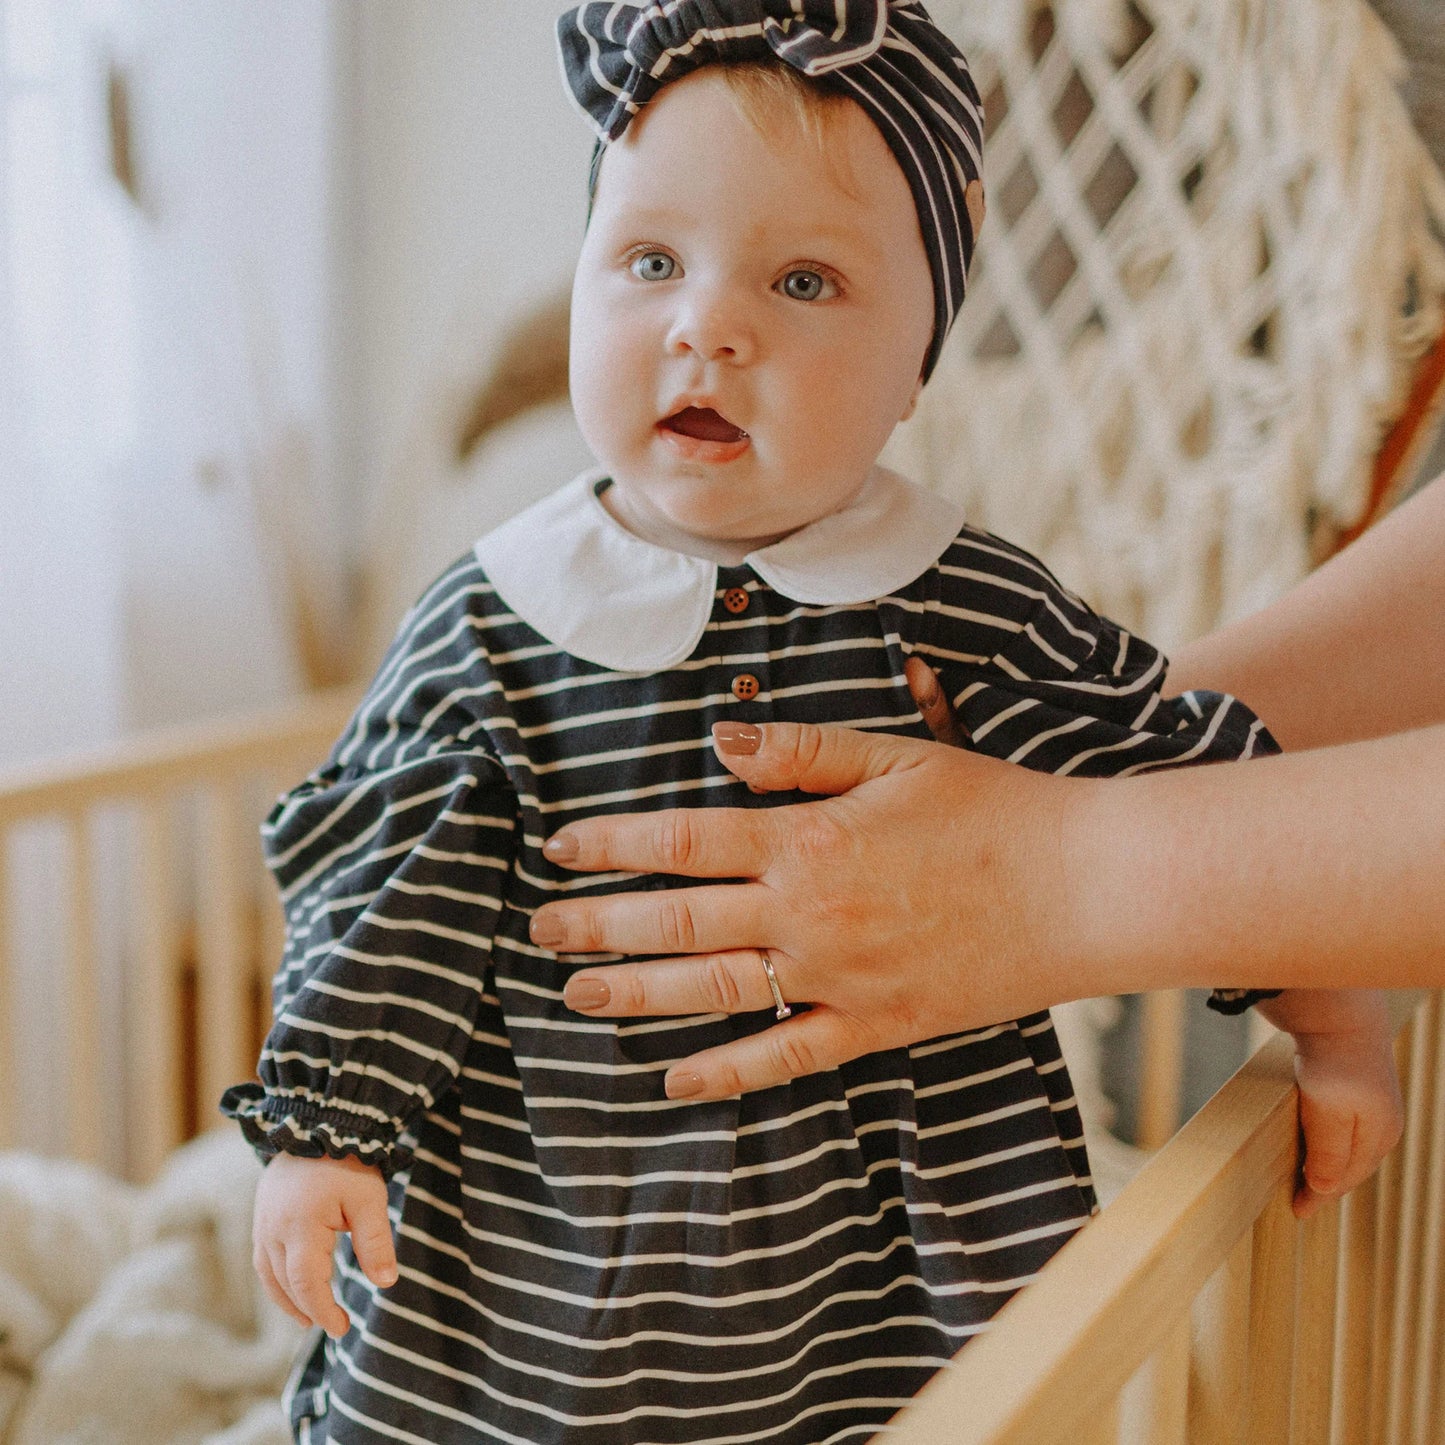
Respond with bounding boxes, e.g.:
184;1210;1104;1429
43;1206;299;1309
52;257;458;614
0;1129;306;1445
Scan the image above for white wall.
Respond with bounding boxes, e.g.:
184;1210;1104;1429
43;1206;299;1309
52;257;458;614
0;0;130;768
119;0;346;728
345;0;595;654
3;2;602;760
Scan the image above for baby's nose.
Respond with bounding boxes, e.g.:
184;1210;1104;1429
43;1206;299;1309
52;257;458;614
668;292;756;365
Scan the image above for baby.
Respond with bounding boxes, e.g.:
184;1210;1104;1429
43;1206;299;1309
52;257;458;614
225;4;1401;1443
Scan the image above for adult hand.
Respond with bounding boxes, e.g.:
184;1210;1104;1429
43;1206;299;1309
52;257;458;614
531;665;1086;1101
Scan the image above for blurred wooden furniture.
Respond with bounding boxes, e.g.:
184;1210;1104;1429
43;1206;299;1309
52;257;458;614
891;993;1443;1444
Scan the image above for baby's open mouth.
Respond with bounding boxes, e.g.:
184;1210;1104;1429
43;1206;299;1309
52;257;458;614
660;407;749;444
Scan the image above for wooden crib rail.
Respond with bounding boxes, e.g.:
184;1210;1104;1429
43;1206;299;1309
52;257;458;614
0;691;356;829
0;690;356;1179
889;992;1443;1445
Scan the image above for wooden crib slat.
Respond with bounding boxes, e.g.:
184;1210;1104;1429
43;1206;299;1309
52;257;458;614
1188;1230;1252;1445
1367;1029;1411;1445
130;800;183;1181
1290;1195;1341;1445
1136;989;1186;1150
1333;1172;1380;1445
1410;998;1445;1445
1142;1313;1191;1445
890;1036;1299;1445
64;811;104;1163
1387;997;1438;1444
195;785;253;1133
1244;1186;1297;1443
1076;1393;1118;1445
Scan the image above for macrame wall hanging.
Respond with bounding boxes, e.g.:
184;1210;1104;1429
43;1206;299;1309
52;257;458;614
886;0;1445;648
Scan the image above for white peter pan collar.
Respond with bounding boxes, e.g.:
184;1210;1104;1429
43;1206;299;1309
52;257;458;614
474;466;965;674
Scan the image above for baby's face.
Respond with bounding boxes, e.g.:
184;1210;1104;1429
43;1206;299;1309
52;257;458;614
569;68;934;548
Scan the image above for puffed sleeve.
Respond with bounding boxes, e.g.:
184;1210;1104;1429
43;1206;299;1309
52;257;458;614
944;555;1275;775
931;530;1282;1012
221;576;516;1178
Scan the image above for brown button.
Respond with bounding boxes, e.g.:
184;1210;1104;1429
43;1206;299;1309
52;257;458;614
723;587;750;615
731;673;760;701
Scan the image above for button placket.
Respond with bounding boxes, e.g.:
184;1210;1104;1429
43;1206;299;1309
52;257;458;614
716;575;769;717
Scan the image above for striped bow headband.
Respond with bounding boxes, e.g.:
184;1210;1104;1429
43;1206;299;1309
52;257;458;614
557;0;985;380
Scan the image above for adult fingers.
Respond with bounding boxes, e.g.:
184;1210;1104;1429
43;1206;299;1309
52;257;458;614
710;720;936;794
255;1242;314;1329
905;656;966;748
283;1228;351;1339
531;881;770;958
662;1008;875;1101
542;804;778;878
345;1188;399;1290
564;948;785;1019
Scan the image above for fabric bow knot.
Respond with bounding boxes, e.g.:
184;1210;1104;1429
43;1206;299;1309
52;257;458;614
562;0;890;141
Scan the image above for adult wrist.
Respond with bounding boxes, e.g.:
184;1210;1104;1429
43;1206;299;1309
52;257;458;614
1055;774;1182;997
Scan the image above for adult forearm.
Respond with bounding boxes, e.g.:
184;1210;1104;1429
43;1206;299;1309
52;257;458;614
1169;475;1445;750
1071;723;1445;992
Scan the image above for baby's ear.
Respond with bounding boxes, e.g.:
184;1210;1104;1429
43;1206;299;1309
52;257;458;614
900;376;924;423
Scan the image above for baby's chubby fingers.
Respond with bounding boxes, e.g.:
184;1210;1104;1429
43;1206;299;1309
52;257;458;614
1292;1044;1405;1220
282;1226;353;1339
254;1242;314;1330
345;1184;400;1291
905;656;966;748
1293;1095;1357;1220
251;1151;397;1339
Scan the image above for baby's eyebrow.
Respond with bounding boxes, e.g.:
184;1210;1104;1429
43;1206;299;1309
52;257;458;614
615;204;694;229
782;228;881;262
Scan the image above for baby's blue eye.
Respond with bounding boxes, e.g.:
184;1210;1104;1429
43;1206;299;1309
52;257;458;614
781;269;831;301
631;251;676;281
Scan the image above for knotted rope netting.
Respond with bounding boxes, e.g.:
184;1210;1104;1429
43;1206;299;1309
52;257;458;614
888;0;1445;647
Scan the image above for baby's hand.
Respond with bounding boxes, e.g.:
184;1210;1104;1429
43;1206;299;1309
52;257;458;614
252;1151;399;1338
1257;990;1404;1219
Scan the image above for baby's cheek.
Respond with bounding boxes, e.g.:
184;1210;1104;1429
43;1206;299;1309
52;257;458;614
571;327;651;461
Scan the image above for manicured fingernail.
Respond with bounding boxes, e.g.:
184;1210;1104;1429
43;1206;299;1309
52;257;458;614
530;913;564;947
543;831;579;863
665;1071;704;1098
378;1268;398;1287
713;722;761;756
916;666;940;706
565;977;610;1011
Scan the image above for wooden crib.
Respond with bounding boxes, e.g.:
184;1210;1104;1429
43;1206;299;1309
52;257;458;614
0;696;1440;1443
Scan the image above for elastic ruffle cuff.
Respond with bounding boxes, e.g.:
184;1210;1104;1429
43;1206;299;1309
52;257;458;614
219;1084;413;1180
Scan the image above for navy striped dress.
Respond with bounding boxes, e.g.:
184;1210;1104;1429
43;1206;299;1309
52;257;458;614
223;473;1274;1445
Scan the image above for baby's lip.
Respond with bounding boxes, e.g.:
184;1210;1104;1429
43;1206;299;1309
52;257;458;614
659;405;749;443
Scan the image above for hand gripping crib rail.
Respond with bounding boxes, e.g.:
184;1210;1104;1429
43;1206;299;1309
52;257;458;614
0;697;1439;1443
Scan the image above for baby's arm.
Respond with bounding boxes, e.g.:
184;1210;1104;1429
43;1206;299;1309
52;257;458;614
222;557;520;1328
1254;989;1404;1218
253;1153;398;1338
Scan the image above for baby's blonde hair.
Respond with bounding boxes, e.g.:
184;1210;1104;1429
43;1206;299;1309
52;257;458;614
715;62;863;200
